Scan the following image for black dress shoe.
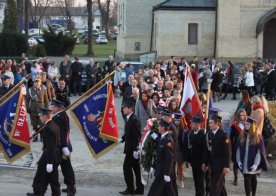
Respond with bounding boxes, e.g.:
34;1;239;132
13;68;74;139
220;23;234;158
26;193;36;196
134;189;144;195
119;189;134;195
62;188;67;193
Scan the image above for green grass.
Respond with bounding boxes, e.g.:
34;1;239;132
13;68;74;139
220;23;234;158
72;40;116;57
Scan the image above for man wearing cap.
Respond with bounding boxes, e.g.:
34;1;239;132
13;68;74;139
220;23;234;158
27;107;61;196
27;77;49;142
119;101;144;195
50;99;76;195
188;114;206;196
41;72;56;101
70;57;83;96
148;119;175;196
203;114;231;196
0;74;13;98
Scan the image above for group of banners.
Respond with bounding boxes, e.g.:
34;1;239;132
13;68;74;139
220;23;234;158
0;82;118;163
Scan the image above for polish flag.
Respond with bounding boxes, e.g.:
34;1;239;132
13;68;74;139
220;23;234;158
180;64;204;128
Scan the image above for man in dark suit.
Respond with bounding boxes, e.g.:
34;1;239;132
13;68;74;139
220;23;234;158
0;75;13;98
148;119;175;196
188;115;206;196
104;55;114;74
27;108;61;196
121;74;134;118
85;59;97;91
202;114;231;196
119;101;144;195
70;57;83;96
51;99;76;196
265;63;276;100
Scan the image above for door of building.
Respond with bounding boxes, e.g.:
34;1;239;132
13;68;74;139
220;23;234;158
263;18;276;58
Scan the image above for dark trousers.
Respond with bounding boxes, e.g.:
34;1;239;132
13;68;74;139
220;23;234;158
210;171;227;196
123;153;143;191
170;162;178;196
192;165;205;196
32;155;60;196
60;156;76;195
86;78;96;92
243;174;257;196
148;177;175;196
71;79;82;95
245;86;253;97
205;166;211;194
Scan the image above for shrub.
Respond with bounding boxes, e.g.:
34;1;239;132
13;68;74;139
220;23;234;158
0;32;28;56
42;27;77;56
28;44;46;57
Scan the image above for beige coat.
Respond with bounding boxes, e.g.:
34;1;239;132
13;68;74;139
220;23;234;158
251;108;264;135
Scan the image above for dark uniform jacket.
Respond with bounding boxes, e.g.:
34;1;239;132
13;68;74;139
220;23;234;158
27;86;49;113
121;113;141;155
52;111;72;152
188;129;206;167
204;129;231;172
42;120;61;165
0;85;13;98
154;133;174;178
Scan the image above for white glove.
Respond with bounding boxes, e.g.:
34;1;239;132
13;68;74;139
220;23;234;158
151;132;158;140
119;138;123;143
250;164;258;172
164;175;171;182
238;162;242;170
133;151;140;159
150;167;155;175
62;147;70;156
46;164;53;173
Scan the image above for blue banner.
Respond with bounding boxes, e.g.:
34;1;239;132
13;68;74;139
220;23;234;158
70;83;117;159
0;89;30;163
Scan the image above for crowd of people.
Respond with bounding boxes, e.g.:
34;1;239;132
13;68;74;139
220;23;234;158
0;54;275;196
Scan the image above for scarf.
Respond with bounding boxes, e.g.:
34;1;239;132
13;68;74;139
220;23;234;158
141;99;148;110
252;103;263;111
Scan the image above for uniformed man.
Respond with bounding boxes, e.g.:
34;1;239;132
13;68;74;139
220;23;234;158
50;99;76;196
27;78;49;142
27;107;61;196
202;114;231;196
41;72;56;101
148;119;175;196
0;74;13;98
188;114;206;196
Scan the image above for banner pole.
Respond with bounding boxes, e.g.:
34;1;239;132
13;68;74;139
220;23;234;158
30;70;115;139
205;79;213;129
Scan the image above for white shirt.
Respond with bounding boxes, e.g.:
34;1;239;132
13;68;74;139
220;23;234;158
194;129;200;135
245;71;254;87
212;127;219;135
126;112;133;122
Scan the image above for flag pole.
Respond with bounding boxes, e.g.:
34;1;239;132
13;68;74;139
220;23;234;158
205;79;213;129
30;70;115;139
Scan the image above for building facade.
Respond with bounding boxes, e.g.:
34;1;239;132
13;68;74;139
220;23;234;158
117;0;276;59
0;0;6;26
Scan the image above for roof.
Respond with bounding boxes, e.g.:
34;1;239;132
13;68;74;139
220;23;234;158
154;0;217;11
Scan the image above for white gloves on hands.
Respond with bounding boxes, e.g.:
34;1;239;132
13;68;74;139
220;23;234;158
133;151;140;159
250;164;258;172
238;162;242;170
164;175;171;182
62;147;70;156
151;132;158;140
46;164;53;173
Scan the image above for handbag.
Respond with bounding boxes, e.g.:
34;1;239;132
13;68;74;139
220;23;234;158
262;114;276;140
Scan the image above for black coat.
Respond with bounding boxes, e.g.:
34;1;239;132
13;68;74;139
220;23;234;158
52;111;72;152
0;85;13;98
85;64;97;81
42;120;60;164
70;61;83;80
204;129;231;172
266;69;276;89
188;129;206;167
154;133;174;178
121;113;141;154
59;63;72;81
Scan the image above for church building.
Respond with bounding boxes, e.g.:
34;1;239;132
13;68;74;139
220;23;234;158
116;0;276;60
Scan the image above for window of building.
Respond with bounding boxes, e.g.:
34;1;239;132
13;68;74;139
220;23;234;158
135;42;141;51
0;3;4;10
188;23;198;45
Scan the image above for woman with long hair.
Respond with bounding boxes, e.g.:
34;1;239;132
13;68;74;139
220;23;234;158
151;92;160;107
251;96;265;135
236;117;268;196
222;61;236;100
168;99;180;113
230;109;247;186
235;90;252;116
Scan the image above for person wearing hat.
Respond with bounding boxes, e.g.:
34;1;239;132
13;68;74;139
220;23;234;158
50;99;76;195
236;117;268;196
202;114;230;196
41;72;56;102
70;57;83;96
26;77;49;142
27;107;61;196
119;101;144;195
187;114;206;196
148;119;175;196
0;74;13;98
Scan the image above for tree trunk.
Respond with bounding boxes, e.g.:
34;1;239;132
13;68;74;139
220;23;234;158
16;0;24;34
24;0;29;37
87;0;94;56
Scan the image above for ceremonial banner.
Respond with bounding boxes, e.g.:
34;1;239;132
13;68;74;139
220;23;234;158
180;65;203;128
0;88;30;163
70;83;118;159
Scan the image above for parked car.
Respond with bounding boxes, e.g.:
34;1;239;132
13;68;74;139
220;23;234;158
120;61;144;72
82;29;99;39
28;37;38;47
30;35;45;44
49;24;65;30
28;28;42;36
77;27;87;35
110;32;118;40
95;36;108;44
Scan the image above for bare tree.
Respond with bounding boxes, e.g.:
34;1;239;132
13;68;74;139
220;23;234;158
16;0;24;33
87;0;94;56
97;0;111;36
25;0;29;37
29;0;54;28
